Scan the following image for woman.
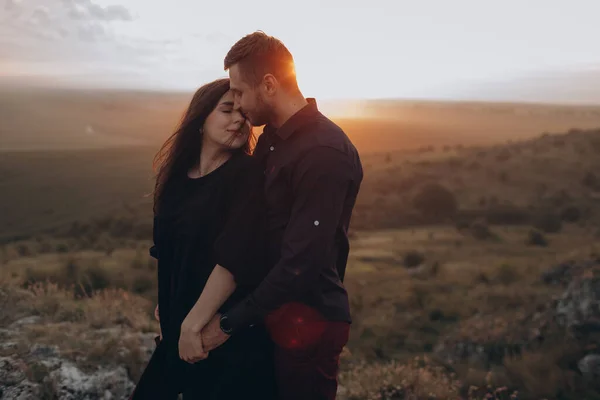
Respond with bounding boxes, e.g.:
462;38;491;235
130;78;276;399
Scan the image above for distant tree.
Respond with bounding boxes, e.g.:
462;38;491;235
403;250;425;268
412;183;458;220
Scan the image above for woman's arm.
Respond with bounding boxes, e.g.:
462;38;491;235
181;265;236;333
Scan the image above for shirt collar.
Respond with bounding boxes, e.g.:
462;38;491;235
264;98;319;141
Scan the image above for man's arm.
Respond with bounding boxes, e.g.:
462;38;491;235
224;146;352;332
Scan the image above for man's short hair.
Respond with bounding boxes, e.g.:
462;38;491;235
224;31;297;89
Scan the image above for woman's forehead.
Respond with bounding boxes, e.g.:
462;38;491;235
219;91;235;103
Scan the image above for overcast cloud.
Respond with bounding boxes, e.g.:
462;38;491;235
1;0;599;102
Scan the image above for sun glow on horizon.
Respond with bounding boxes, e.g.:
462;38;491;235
2;0;600;103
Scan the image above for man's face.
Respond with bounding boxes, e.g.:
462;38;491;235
228;64;271;127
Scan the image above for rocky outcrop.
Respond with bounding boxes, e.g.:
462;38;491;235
49;363;134;400
436;258;600;369
555;274;600;335
433;313;541;369
578;353;600;381
0;331;155;400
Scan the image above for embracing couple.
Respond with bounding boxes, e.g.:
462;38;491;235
130;31;363;400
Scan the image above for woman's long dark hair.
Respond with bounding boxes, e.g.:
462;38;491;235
152;78;254;214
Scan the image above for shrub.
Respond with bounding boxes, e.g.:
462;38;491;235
63;257;80;282
469;220;495;240
495;264;520;285
454;219;470;231
533;213;562;233
560;205;582;223
403;251;425;268
412;183;458;220
527;229;548;247
583;171;600;190
485;206;530;225
84;264;112;292
131;274;154;294
15;243;32;257
55;243;69;253
23;267;53;287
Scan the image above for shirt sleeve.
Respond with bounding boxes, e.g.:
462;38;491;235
213;158;269;287
225;146;352;331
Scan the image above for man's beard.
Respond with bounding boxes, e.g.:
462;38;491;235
249;93;272;127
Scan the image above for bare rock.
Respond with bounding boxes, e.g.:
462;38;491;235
555;275;600;335
50;363;135;400
7;316;41;330
0;357;41;400
578;354;600;380
0;380;41;400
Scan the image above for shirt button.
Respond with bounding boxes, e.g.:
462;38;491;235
314;220;320;226
269;146;275;151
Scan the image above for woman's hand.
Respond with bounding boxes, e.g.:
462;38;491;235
179;316;209;363
176;265;236;361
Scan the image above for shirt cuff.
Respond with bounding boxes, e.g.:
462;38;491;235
225;296;267;333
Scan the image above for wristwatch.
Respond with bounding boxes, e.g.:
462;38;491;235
219;313;233;335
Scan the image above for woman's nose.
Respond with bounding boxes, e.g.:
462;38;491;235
232;111;245;126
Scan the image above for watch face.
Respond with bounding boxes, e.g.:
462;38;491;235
220;315;232;333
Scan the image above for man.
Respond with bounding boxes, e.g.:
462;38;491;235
201;31;363;399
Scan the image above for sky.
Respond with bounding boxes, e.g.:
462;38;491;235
1;0;599;103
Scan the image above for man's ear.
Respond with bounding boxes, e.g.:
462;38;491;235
262;74;278;96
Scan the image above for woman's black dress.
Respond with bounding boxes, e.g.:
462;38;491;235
131;153;276;400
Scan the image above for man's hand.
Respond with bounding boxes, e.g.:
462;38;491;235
201;313;230;352
179;318;208;363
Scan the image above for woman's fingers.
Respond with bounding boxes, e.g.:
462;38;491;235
179;330;209;364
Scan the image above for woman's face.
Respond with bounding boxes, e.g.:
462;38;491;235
202;91;250;151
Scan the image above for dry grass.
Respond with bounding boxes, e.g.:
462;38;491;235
1;97;600;241
1;246;158;299
2;218;598;398
338;225;599;399
339;357;524;400
0;280;156;382
2;93;600;398
340;357;462;399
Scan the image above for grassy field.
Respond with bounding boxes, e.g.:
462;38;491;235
2;223;599;399
1;87;600;399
